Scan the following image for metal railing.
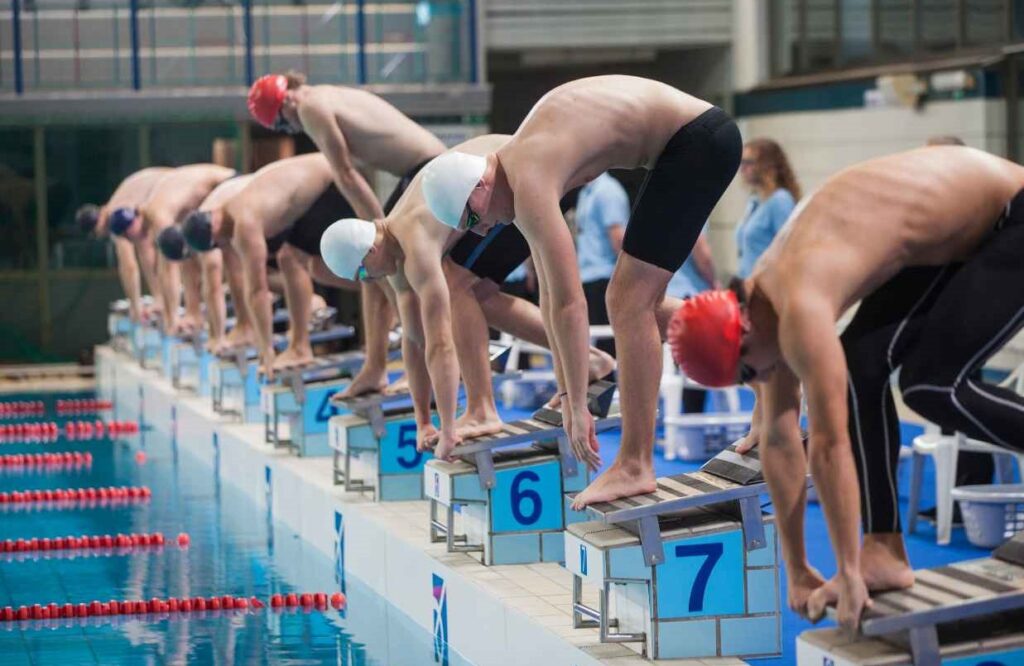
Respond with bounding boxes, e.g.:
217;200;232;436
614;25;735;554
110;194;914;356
0;0;478;94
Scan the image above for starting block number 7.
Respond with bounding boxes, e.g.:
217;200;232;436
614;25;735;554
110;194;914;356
674;543;723;612
658;531;742;619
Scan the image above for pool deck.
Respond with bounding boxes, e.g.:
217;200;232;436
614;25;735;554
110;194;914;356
96;345;749;666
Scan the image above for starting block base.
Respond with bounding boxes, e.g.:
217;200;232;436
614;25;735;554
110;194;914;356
170;342;211;396
328;409;433;500
261;378;350;456
210;357;262;423
425;446;590;565
132;323;162;368
565;510;781;661
798;622;1024;665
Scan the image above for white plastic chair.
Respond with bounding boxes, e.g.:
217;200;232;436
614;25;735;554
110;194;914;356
906;362;1024;545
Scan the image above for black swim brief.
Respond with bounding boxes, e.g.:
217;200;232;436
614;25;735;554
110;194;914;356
383;159;433;215
285;184;356;257
622;106;742;272
448;223;531;284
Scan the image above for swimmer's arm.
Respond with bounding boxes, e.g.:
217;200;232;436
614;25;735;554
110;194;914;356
236;221;274;366
220;246;251;331
113;237;143;321
758;364;812;580
518;191;590;415
405;252;459;438
780;297;861;580
391;276;433;429
301;106;384;222
199;251;226;343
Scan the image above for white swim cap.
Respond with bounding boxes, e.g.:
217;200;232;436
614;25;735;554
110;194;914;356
422;151;487;229
320;218;376;280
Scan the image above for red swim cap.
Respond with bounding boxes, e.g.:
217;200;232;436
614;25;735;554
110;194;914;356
667;289;743;388
247;74;288;128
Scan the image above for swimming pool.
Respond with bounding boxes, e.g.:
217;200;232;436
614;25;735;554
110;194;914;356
0;392;470;665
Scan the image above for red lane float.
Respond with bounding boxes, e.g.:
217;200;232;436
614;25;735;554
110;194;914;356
0;420;138;443
0;401;45;418
0;452;92;470
0;531;180;554
0;485;151;507
0;592;340;623
55;399;113;414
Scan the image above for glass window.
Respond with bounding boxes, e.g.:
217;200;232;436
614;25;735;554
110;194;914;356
771;0;801;77
919;0;958;52
877;0;915;57
0;129;37;270
804;0;839;71
148;121;239;167
839;0;872;65
965;0;1008;46
45;126;141;269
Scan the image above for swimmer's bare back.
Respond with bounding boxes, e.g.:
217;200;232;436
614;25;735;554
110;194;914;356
142;164;236;234
500;75;712;194
225;154;334;240
754;146;1024;319
299;85;445;177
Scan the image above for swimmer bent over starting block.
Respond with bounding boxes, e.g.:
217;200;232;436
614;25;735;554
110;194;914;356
670;146;1024;631
421;75;741;486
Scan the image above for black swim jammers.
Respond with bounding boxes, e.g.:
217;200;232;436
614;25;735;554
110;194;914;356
622;106;742;273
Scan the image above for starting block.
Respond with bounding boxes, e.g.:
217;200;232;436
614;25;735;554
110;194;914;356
802;531;1024;666
108;299;136;353
450;379;620;491
212;325;354;424
132;320;162;368
425;444;590;565
329;403;435;500
565;509;780;660
582;442;782;566
260;350;366;457
329;344;518;500
170;337;212;396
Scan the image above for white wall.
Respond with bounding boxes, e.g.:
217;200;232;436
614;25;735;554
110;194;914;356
707;97;1008;275
706;96;1019;368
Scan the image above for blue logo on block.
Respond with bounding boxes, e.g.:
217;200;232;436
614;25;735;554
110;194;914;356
264;465;273;514
433;471;440;498
334;510;347;616
579;545;588;576
432;574;449;666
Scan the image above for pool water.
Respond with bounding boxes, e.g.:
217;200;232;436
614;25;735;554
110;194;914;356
0;393;470;665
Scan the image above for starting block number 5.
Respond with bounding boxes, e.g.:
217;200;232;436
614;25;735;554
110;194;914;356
379;422;427;473
657;531;743;619
492;460;562;533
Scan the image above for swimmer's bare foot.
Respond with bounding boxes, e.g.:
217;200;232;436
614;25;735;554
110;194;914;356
570;460;656;510
339;367;387;399
787;564;827;618
454;412;504;440
861;534;915;591
272;346;313;372
588;347;616;383
382;375;409;395
224;326;255;350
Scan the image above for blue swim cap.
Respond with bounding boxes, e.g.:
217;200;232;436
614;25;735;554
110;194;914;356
108;207;137;236
182;210;215;252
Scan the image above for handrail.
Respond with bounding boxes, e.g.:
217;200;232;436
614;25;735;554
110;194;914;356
3;0;478;94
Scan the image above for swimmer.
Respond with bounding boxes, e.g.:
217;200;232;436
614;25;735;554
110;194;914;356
109;164;236;335
321;134;615;455
158;175;254;354
421;76;740;482
76;167;172;323
183;154;360;377
669;146;1024;630
247;71;446;396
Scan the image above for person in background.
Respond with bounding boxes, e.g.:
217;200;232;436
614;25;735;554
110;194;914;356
735;138;800;279
575;172;630;356
926;135;965;147
666;229;717;413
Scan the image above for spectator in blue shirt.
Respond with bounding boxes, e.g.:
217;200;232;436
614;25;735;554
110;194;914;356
576;172;630;354
735;139;800;278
